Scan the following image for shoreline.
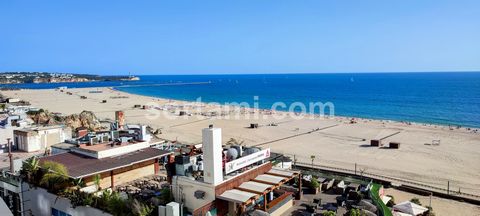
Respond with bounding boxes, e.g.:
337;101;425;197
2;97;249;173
111;87;480;132
3;83;480;129
2;87;480;198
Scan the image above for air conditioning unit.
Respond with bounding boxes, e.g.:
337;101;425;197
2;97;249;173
101;135;109;143
89;137;99;145
194;190;205;199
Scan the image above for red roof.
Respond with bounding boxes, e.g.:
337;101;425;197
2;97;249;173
39;148;171;178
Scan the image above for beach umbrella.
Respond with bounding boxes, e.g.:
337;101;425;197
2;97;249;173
393;212;413;216
393;201;428;215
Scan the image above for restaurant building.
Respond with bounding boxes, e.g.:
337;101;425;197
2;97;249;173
171;126;302;216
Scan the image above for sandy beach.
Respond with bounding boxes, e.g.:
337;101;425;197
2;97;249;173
384;188;480;215
3;87;480;213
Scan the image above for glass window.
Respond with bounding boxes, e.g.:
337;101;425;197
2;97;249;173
51;208;72;216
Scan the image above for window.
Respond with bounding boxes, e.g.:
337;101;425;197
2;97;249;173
51;208;72;216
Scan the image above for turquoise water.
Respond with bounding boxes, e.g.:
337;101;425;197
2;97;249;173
3;72;480;128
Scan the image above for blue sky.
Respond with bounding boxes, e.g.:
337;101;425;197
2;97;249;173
0;0;479;75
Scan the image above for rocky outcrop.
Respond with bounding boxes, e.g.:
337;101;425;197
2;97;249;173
63;111;102;131
28;110;102;131
29;110;60;125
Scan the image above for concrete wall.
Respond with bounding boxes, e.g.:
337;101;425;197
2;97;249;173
81;162;156;190
113;164;155;186
269;199;293;216
22;183;111;216
84;172;113;189
72;141;150;159
172;176;216;212
97;141;150;158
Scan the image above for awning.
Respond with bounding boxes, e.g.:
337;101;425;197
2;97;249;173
217;167;301;206
217;189;258;203
267;168;299;177
254;174;285;184
238;181;273;193
381;195;392;205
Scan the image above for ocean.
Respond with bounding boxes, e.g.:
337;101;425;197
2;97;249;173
2;72;480;128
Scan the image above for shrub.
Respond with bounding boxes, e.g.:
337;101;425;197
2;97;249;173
106;192;129;215
322;211;336;216
349;208;367;216
82;193;95;206
160;188;174;204
410;197;422;205
129;198;154;216
309;178;320;189
426;206;436;216
39;161;70;193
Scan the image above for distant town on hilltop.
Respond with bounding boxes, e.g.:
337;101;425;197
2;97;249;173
0;72;139;84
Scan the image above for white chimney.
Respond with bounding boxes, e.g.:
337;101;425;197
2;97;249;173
139;125;149;142
202;126;223;185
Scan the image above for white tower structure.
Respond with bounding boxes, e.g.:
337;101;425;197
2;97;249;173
202;125;223;185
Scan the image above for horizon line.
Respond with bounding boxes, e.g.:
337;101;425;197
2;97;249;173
2;70;480;76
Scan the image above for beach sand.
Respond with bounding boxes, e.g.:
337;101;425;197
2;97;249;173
3;87;480;215
384;188;480;216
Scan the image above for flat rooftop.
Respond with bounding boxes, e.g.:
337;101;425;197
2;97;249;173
79;140;143;152
0;151;43;170
76;138;164;153
15;125;65;133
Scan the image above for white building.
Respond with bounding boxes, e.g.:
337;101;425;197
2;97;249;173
13;125;72;152
171;126;301;216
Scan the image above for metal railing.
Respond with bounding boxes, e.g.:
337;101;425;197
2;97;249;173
293;161;480;201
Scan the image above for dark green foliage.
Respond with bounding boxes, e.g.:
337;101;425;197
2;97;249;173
425;206;436;216
322;211;335;216
129;198;154;216
308;178;320;189
410;197;422;205
39;161;70;193
160;188;174;205
349;208;366;216
106;192;129;215
26;109;45;115
20;156;156;216
21;157;40;183
370;183;393;216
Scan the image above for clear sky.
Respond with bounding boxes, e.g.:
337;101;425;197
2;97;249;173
0;0;479;75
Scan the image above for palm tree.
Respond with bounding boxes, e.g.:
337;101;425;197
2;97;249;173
22;157;40;182
72;178;85;190
40;161;69;192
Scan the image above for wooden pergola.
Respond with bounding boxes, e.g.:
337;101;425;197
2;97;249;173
216;168;301;215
